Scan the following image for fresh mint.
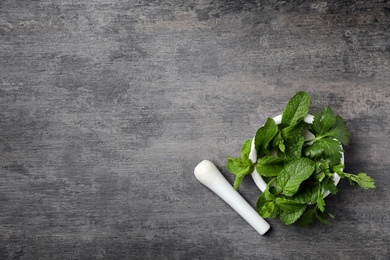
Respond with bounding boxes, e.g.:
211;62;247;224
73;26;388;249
281;91;310;126
227;91;375;226
276;158;316;197
254;117;278;156
256;156;284;177
284;135;305;163
226;139;254;189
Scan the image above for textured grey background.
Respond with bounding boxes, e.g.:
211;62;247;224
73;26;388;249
1;0;390;259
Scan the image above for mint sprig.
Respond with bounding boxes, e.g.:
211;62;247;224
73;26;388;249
226;139;254;189
281;91;310;126
227;91;375;226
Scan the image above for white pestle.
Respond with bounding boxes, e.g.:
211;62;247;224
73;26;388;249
194;160;270;235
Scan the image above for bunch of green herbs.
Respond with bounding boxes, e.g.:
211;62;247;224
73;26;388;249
227;91;375;226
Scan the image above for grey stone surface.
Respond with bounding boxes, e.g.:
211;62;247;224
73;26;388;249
1;0;389;259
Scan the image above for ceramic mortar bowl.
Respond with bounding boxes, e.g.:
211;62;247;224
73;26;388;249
248;114;342;198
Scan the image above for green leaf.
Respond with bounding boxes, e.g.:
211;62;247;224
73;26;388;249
256;190;275;211
275;197;307;213
281;121;304;139
352;173;376;189
256;186;279;218
254;118;278;156
291;187;313;204
226;157;254;190
318;160;331;177
345;173;375;189
282;91;311;126
299;206;317;227
333;164;344;175
269;186;278;195
304;137;343;166
226;138;256;190
299;203;332;226
322;177;338;195
259;201;278;218
315;211;330;224
234;164;254;190
280;206;306;225
309;107;350;146
318;172;326;182
227;157;247;175
284;135;305;163
271;131;285;153
276;158;316;197
326;115;350;146
311;112;321;135
279;141;286;153
256;192;268;212
333;165;375;189
240;139;253;165
227;138;253;175
313;107;336;135
317;196;325;213
256;156;284;177
309;185;321;204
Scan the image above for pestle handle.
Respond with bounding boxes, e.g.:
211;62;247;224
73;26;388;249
194;160;270;235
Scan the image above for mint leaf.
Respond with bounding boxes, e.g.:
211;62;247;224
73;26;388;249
291;187;313;204
259;201;278;218
256;182;279;218
226;139;255;190
275;197;307;212
300;206;331;226
284;135;305;163
226;158;253;190
232;164;254;190
280;206;306;225
276;158;316;197
271;131;285;153
294;184;322;205
233;168;251;190
227;157;247;174
226;158;254;190
318;172;326;182
241;139;253;162
279;141;286;153
282;91;310;126
256;156;284;177
254;118;278;156
281;121;304;139
256;189;275;211
299;206;316;227
227;139;253;175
